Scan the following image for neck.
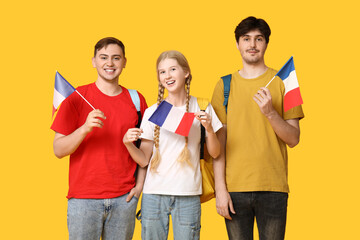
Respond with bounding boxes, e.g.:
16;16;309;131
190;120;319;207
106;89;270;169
95;78;122;96
166;90;187;107
239;60;268;79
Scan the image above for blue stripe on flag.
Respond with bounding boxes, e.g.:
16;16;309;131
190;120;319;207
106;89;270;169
276;56;295;81
148;101;172;127
55;71;76;97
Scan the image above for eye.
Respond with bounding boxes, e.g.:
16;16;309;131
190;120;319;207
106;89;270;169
159;70;165;74
256;37;263;42
101;56;107;60
114;57;120;60
171;67;176;71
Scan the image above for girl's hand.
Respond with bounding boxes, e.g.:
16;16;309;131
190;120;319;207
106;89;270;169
195;111;214;134
123;128;143;145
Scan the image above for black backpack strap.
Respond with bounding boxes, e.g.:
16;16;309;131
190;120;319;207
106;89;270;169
221;74;232;113
128;89;142;148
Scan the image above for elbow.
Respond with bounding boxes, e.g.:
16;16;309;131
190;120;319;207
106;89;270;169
54;150;65;159
210;147;221;159
138;162;148;168
212;150;221;159
287;137;300;148
53;145;67;159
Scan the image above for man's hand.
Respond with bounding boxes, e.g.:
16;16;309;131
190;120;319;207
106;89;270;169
216;189;235;220
253;87;276;118
126;185;142;202
82;109;106;134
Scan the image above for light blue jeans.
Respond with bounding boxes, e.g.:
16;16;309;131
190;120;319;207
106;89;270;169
140;194;201;240
67;193;138;240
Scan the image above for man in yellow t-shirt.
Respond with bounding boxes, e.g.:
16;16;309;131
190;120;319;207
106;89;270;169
211;16;304;240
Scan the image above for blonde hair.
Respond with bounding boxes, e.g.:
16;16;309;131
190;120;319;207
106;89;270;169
150;50;193;173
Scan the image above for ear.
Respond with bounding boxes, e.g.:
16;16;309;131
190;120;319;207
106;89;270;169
92;57;96;68
123;57;127;68
185;71;189;79
236;41;240;51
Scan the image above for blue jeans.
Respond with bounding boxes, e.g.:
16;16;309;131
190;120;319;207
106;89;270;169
225;192;288;240
140;194;201;240
67;194;138;240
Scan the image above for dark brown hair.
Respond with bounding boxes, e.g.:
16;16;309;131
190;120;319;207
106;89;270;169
235;16;271;43
94;37;125;57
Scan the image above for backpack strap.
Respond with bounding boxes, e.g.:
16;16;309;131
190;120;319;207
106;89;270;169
128;89;142;147
196;98;209;159
221;74;232;113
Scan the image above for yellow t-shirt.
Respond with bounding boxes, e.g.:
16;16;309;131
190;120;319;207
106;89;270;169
211;69;304;193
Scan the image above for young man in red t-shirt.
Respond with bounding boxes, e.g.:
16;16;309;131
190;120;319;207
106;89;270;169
51;37;147;240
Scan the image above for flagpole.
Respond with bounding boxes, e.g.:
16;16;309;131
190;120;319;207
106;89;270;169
264;75;276;88
75;90;96;110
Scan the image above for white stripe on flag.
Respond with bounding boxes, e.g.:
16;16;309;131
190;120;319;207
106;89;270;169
161;107;184;132
283;70;299;95
53;88;66;109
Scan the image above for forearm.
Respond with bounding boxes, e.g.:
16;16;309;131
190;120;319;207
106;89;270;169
206;131;221;158
213;126;227;193
124;142;149;168
266;112;300;148
53;126;88;158
135;166;147;191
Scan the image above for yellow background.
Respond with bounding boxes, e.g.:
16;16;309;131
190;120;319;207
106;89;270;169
1;0;359;239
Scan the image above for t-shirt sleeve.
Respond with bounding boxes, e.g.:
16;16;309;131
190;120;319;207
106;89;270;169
284;104;304;120
50;94;79;135
211;79;227;124
140;107;155;141
205;103;223;137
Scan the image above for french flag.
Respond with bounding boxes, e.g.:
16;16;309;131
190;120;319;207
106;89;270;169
149;101;195;137
52;71;76;116
276;56;303;112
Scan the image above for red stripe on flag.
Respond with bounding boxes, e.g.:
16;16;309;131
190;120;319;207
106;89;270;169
52;106;57;117
284;87;303;112
175;112;195;136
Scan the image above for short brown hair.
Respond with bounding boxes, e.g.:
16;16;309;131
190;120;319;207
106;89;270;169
94;37;125;57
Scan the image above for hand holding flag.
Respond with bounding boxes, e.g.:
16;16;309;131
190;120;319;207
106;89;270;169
148;101;195;137
265;56;303;112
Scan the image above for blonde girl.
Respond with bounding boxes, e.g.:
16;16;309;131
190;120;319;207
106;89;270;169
123;50;222;240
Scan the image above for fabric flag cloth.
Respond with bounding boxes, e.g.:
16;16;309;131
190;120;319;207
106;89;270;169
276;56;303;112
52;71;76;116
149;101;195;137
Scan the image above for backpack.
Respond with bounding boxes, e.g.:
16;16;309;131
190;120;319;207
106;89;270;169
128;89;142;148
198;74;232;203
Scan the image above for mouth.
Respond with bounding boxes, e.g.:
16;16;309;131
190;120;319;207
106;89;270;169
104;69;116;73
247;49;259;54
166;80;175;86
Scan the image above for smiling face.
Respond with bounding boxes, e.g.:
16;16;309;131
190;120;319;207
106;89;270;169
157;58;189;94
92;44;126;82
236;29;267;65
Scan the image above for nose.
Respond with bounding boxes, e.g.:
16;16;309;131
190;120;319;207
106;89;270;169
250;38;256;48
165;71;171;79
106;58;114;66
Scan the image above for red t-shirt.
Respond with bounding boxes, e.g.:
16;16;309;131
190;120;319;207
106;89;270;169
51;83;147;199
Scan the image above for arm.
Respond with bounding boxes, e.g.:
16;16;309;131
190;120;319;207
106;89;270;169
124;133;154;201
253;87;300;148
53;109;106;158
194;111;220;158
126;166;147;202
123;129;154;168
212;125;235;220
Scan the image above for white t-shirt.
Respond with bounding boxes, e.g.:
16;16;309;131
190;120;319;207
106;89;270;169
140;96;223;196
